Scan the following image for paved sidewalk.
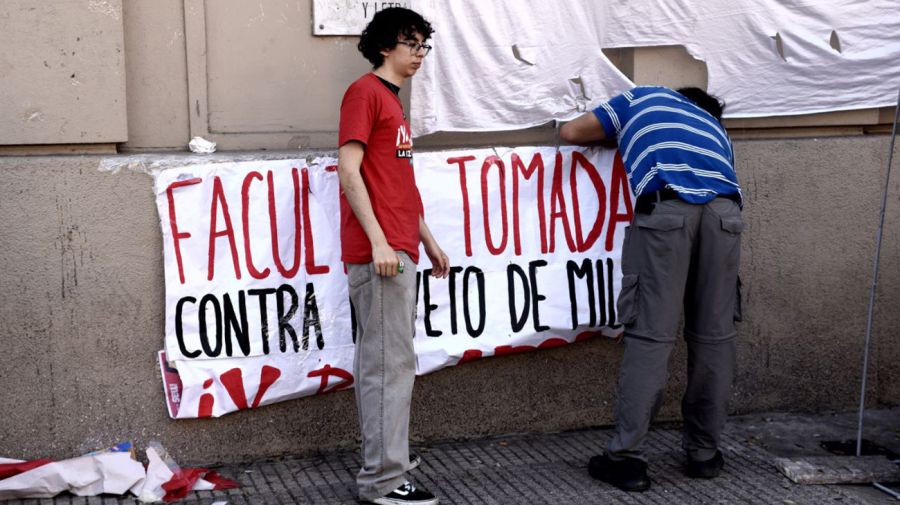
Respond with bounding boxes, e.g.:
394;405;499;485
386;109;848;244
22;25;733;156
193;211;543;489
5;409;899;504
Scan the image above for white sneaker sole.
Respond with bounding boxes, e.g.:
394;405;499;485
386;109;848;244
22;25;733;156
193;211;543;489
370;496;439;505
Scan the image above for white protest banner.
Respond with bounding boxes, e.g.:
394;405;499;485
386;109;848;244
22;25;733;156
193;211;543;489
410;147;633;372
154;147;633;419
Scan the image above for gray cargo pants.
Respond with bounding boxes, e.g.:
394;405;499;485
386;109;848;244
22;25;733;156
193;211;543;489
608;196;744;463
347;252;418;500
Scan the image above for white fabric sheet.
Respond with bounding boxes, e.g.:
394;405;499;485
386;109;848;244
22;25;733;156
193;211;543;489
411;0;900;136
0;453;145;500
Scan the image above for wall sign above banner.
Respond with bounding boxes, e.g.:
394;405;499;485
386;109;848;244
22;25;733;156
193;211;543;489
313;0;411;35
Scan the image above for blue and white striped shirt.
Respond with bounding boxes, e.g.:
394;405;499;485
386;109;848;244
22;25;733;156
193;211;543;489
593;86;741;205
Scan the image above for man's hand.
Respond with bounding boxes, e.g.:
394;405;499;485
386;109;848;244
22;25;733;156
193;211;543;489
419;216;449;278
372;242;402;277
424;242;450;278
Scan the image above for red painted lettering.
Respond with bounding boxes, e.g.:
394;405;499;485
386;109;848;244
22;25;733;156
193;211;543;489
198;378;215;418
166;178;202;284
241;171;270;279
570;151;607;252
208;177;242;281
548;152;576;253
252;365;281;409
494;344;536;356
538;337;568;349
458;349;484;365
511;153;547;255
220;368;248;410
308;364;354;395
302;168;329;275
448;156;477;256
606;154;634;251
480;156;509;255
267;169;302;278
216;366;283;411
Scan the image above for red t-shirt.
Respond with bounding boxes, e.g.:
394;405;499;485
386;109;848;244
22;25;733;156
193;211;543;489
338;73;423;264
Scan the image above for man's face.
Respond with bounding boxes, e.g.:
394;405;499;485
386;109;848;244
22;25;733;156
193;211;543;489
380;32;429;78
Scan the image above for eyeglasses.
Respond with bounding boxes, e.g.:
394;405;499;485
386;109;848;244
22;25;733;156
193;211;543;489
397;40;432;56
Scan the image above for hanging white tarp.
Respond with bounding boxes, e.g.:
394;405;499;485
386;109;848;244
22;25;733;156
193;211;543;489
411;0;900;136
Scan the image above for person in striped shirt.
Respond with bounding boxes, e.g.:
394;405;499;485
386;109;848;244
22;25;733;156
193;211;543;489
561;86;745;492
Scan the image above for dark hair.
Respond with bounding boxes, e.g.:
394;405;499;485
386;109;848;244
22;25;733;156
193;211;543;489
676;87;726;121
358;7;434;68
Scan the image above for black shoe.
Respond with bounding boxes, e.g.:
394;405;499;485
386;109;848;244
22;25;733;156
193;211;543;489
588;453;651;492
687;450;724;479
370;481;439;505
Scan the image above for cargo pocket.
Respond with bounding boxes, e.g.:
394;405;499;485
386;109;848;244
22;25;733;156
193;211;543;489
634;213;684;259
720;216;745;235
636;213;685;232
733;276;743;322
617;274;640;326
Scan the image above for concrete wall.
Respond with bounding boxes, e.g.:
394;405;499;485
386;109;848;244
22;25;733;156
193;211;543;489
0;0;127;144
1;135;898;463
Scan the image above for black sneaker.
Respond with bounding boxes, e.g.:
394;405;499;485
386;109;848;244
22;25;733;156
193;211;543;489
588;453;651;492
687;450;724;479
370;481;439;505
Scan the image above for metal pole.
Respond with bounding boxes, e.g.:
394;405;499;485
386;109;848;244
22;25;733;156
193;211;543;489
856;88;900;457
873;482;900;500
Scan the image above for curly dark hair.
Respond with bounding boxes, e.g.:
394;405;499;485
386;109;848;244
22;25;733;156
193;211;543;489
676;87;726;121
358;7;434;68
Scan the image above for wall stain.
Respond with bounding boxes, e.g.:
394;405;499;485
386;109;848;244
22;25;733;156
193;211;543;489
55;195;86;300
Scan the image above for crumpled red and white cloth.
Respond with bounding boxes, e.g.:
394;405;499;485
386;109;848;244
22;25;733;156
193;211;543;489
0;442;239;502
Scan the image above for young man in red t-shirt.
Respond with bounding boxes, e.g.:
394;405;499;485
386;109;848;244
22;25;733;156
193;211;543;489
337;7;449;505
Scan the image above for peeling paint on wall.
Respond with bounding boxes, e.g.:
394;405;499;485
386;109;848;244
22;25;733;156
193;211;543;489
88;0;121;20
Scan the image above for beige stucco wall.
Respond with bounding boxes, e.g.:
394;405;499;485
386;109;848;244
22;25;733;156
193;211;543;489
1;135;897;463
0;0;127;145
122;0;190;149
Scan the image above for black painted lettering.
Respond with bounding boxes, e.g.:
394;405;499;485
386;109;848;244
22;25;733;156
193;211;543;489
446;266;464;334
529;260;550;332
302;283;324;350
175;296;200;358
607;258;620;328
248;288;276;354
567;259;596;330
595;259;607;327
276;284;299;352
223;291;250;357
507;264;530;332
462;267;486;337
422;269;442;337
198;294;223;357
349;296;357;344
